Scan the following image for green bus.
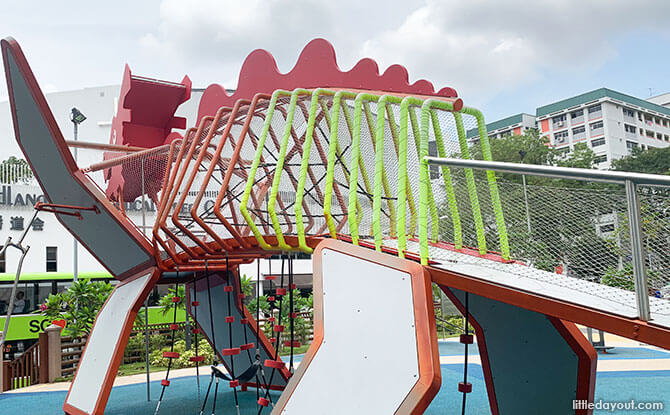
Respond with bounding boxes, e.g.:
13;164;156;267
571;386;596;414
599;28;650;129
1;272;183;359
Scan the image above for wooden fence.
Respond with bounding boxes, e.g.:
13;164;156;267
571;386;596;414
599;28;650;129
2;332;48;391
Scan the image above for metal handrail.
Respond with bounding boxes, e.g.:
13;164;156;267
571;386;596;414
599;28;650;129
423;157;670;186
423;156;670;322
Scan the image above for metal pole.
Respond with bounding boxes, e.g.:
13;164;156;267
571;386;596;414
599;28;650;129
521;174;531;234
73;122;78;283
625;180;650;321
141;160;151;401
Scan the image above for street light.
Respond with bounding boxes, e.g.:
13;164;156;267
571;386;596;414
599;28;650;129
70;108;86;282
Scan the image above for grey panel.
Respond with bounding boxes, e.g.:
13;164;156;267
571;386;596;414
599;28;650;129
188;273;288;387
448;288;581;414
6;50;151;276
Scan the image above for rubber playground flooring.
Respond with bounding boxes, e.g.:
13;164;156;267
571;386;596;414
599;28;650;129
2;346;668;414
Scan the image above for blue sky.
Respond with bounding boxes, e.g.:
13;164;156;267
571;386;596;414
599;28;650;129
1;1;669;124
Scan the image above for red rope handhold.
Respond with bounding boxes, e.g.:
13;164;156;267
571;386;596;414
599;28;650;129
458;382;472;393
169;324;180;330
189;355;205;362
221;348;241;356
171;296;181;303
276;288;286;296
161;379;170;387
264;359;284;369
224;285;234;292
258;398;269;407
163;351;180;359
273;325;284;333
240;343;255;351
225;316;235;323
229;380;240;388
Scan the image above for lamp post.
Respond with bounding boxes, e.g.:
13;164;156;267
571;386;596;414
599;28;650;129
70;108;86;282
518;150;532;235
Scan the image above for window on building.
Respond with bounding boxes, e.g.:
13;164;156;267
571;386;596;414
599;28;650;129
46;247;57;272
572;126;586;134
552;114;566;123
624;124;636;133
590;121;604;134
0;247;5;273
655;117;661;125
554;130;569;144
657;132;663;140
591;137;606;147
622;108;635;118
626;141;639;152
593;154;608;164
570;110;583;119
665;135;669;142
555;147;570;155
638;112;643;121
646;130;655;138
600;224;615;233
588;104;602;114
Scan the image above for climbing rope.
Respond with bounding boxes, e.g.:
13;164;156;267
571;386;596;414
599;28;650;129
154;273;181;415
459;292;473;415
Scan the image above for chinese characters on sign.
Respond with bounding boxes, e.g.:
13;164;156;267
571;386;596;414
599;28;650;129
0;215;44;231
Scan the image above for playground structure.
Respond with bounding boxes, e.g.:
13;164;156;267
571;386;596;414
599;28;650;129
2;35;670;414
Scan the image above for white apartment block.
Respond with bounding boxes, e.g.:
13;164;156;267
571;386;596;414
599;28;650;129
536;88;670;169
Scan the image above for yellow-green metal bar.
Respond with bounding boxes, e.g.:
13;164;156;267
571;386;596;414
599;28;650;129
462;106;510;260
363;101;396;239
295;88;335;252
240;90;288;250
386;107;418;242
267;88;312;251
372;95;403;251
452;111;487;254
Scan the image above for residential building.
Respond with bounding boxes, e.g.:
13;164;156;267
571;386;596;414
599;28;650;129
466;112;536;145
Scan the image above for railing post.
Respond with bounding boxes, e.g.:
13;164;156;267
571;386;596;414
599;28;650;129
45;324;62;382
1;360;9;391
625;180;651;321
38;331;49;384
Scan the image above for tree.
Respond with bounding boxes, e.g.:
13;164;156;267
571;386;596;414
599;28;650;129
611;146;670;175
40;279;114;338
0;156;33;184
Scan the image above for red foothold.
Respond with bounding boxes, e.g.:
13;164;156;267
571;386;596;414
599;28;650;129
163;351;180;359
229;380;239;388
169;324;180;330
273;325;284;332
265;275;277;281
458;382;472;393
224;285;234;292
238;293;246;300
240;318;249;324
460;334;474;344
161;379;170;387
276;288;286;296
171;296;181;303
191;301;200;306
240;343;255;350
189;355;205;362
221;348;241;356
192;328;201;334
268;317;276;323
290;312;297;319
290;284;297;290
267;296;275;301
258;398;269;407
283;340;301;347
225;316;235;323
264;359;285;369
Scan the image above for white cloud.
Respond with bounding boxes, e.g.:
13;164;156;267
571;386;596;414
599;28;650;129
360;0;670;102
